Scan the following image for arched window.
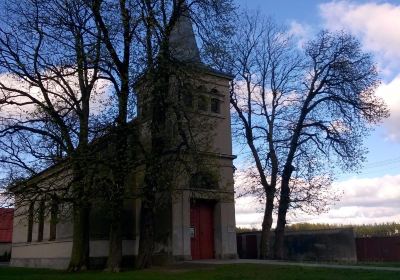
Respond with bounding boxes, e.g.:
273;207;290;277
210;88;219;95
196;86;208;112
198;95;208;111
196;85;207;93
211;98;221;113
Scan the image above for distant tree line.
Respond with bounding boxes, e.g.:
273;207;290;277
237;222;400;237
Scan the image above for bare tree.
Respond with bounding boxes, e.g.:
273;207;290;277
88;0;143;271
229;12;302;259
273;30;388;259
88;0;235;270
0;0;104;271
134;0;235;268
228;11;388;259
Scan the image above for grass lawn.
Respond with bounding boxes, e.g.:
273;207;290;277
0;264;399;280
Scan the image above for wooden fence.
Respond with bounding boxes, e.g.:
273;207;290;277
356;236;400;262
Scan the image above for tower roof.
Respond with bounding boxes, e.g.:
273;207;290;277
169;8;201;63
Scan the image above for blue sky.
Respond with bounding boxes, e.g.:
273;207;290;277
233;0;400;227
235;0;400;179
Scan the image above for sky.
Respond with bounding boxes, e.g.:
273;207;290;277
233;0;400;228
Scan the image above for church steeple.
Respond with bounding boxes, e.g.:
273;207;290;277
169;6;201;63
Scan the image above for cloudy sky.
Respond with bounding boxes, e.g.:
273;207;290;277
234;0;400;228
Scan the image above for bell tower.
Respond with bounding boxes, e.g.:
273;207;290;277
158;7;238;261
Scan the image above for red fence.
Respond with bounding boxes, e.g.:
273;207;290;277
356;236;400;262
0;208;14;243
237;231;400;262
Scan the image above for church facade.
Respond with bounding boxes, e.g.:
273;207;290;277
10;14;237;269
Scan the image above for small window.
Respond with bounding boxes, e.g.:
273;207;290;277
198;95;208;111
211;88;219;95
211;98;221;114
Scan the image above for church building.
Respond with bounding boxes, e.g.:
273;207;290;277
10;13;237;269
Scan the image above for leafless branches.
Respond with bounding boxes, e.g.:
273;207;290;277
227;11;388;259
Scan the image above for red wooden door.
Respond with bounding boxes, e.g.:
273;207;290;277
190;200;214;259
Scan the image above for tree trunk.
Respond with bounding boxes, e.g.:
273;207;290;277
68;202;90;271
68;157;91;272
135;50;170;268
259;195;274;259
136;196;155;269
106;198;123;272
273;177;291;260
105;126;128;271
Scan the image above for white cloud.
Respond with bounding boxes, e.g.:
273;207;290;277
0;74;36;119
0;72;111;118
287;174;400;225
234;167;265;228
318;2;400;142
319;1;400;78
235;196;264;229
288;20;312;48
333;175;400;208
235;174;400;228
375;75;400;142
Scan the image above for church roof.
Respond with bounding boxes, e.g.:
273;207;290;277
169;7;234;80
169;7;201;63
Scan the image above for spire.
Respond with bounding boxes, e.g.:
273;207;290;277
169;5;201;63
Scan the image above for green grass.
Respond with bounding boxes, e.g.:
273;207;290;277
0;264;399;280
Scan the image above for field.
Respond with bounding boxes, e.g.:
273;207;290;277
0;264;399;280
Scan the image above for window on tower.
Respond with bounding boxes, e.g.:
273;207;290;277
211;98;221;114
198;95;208;111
